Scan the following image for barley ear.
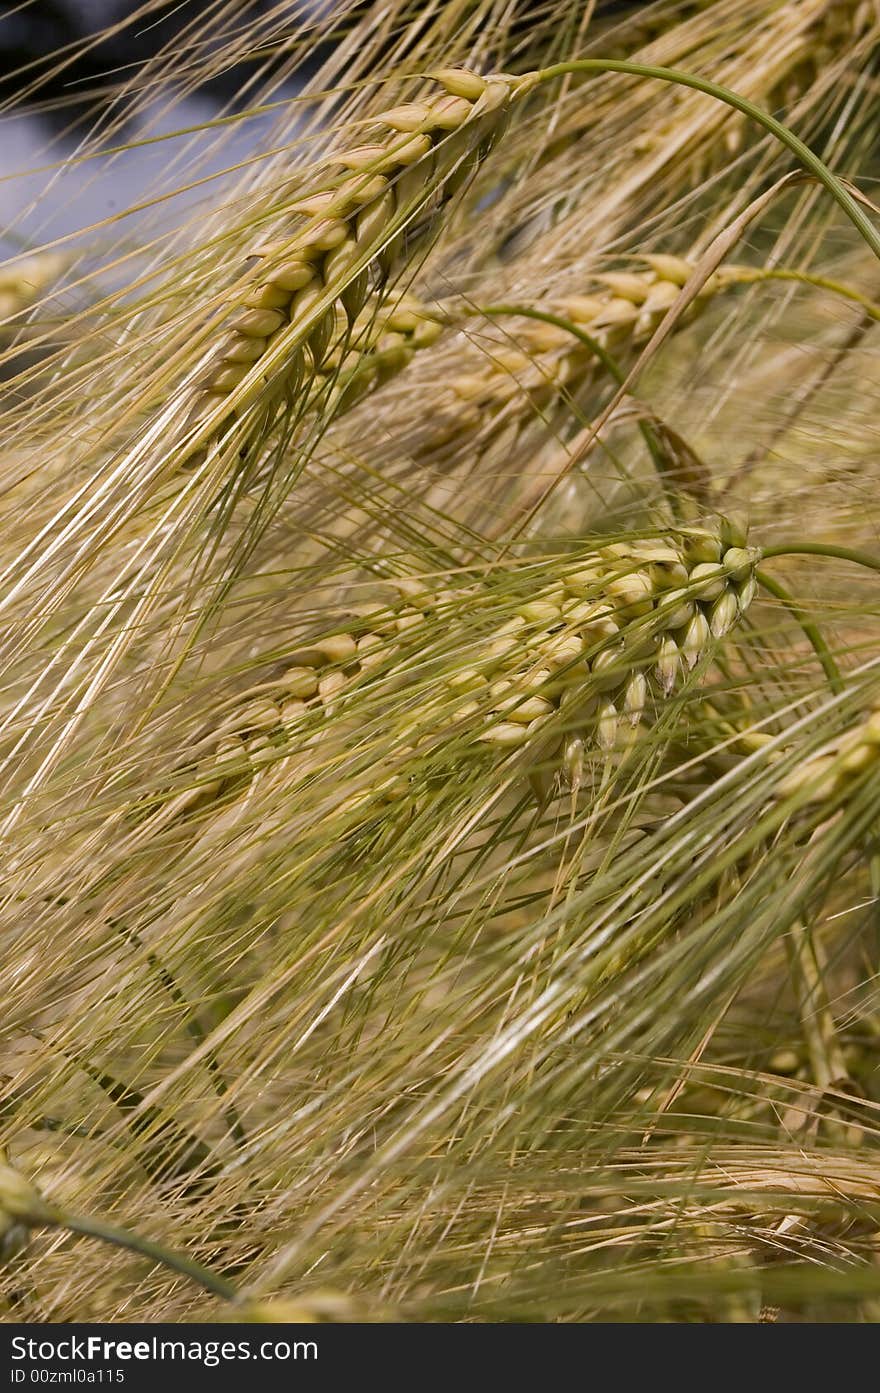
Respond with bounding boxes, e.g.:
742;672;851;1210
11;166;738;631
179;69;521;466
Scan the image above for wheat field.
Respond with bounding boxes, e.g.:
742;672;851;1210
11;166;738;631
1;0;880;1324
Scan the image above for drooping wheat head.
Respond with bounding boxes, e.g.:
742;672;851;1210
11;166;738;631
175;69;523;469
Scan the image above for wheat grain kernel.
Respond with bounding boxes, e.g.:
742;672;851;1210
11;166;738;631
623;671;648;725
597;272;652;304
208;362;254;393
658;589;694;629
591;646;626;690
233;308;287;337
242;284;292;311
266;260;315;292
221;335;268;363
688;562;726;601
507;695;554;723
709;590;739;639
315;634;358;665
597;700;619;752
284;667;320;698
519;600;563;625
682;530;722;566
681;611;710;670
431;68;489;100
479;721;531;747
655;635;680;695
721;546;754;583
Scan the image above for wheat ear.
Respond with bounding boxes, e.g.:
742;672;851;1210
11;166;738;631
176;69;521;466
776;699;880;806
738;0;878;138
640;0;879;174
0;1157;50;1260
302;290;446;414
159;520;758;824
407;255;755;470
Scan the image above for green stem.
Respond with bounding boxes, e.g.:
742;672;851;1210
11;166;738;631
478;303;682;516
726;267;880;322
478;305;625;387
756;569;843;694
761;542;880;574
57;1209;237;1302
529;61;880;263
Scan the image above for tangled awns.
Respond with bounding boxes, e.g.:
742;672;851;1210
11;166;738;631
2;0;880;1324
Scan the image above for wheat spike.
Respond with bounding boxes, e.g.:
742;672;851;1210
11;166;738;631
639;0;880;173
179;69;520;464
399;256;744;476
0;1155;51;1260
0;254;64;326
0;254;65;366
777;698;880;805
758;0;878;120
311;291;446;414
162;521;757;823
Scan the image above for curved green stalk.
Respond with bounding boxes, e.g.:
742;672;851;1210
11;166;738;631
528;61;880;263
727;267;880;321
477;303;677;507
58;1210;237;1302
756;569;843;695
761;542;880;574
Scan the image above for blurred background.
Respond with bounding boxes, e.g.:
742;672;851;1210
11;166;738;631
0;2;635;243
0;1;317;246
